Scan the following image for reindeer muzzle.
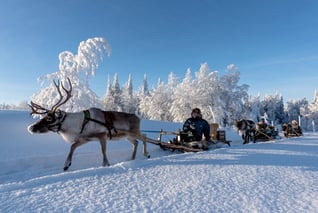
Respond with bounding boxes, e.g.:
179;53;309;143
28;123;50;134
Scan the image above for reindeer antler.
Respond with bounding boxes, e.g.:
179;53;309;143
29;101;50;115
29;78;73;115
51;77;73;112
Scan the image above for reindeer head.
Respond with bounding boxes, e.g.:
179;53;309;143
233;119;242;129
28;78;72;134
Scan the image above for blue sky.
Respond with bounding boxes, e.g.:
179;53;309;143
1;0;318;105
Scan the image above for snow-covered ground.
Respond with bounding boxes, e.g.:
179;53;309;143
1;110;317;212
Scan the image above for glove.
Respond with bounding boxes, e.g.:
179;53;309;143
207;139;217;144
189;124;196;130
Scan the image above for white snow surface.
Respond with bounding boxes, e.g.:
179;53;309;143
1;110;318;212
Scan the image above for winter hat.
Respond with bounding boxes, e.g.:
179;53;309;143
192;108;201;114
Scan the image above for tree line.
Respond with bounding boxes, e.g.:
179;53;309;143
101;63;318;132
3;62;317;132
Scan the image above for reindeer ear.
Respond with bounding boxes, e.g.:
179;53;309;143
55;109;63;117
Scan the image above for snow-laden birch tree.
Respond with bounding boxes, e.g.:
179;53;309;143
192;63;221;123
218;64;249;125
31;37;111;112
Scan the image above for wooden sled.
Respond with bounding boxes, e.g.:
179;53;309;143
142;128;231;153
253;127;278;142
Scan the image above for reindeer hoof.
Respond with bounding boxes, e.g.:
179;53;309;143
63;162;71;171
102;162;110;167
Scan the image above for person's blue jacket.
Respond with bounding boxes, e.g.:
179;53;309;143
183;117;211;141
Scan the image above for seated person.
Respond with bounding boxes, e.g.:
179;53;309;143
291;120;302;135
182;108;211;143
291;120;299;129
267;125;277;136
257;118;277;137
257;118;268;130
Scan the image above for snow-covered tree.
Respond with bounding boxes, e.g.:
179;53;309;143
103;75;115;110
101;73;125;112
309;90;318;113
137;74;151;118
165;72;179;119
140;73;150;96
111;73;123;111
169;63;250;125
121;74;137;113
218;64;249;126
192;63;220;123
143;79;173;121
259;93;285;125
170;68;196;121
32;37;111;112
242;95;262;121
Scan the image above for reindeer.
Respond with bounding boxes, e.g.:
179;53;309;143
28;78;149;171
234;119;256;144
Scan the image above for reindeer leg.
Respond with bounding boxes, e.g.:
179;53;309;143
242;132;247;144
128;136;150;161
143;140;150;158
64;140;87;171
129;139;138;160
99;137;110;167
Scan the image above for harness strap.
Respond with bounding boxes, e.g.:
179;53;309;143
80;110;91;134
49;111;67;133
57;113;67;132
80;110;117;139
103;112;118;138
244;120;254;130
